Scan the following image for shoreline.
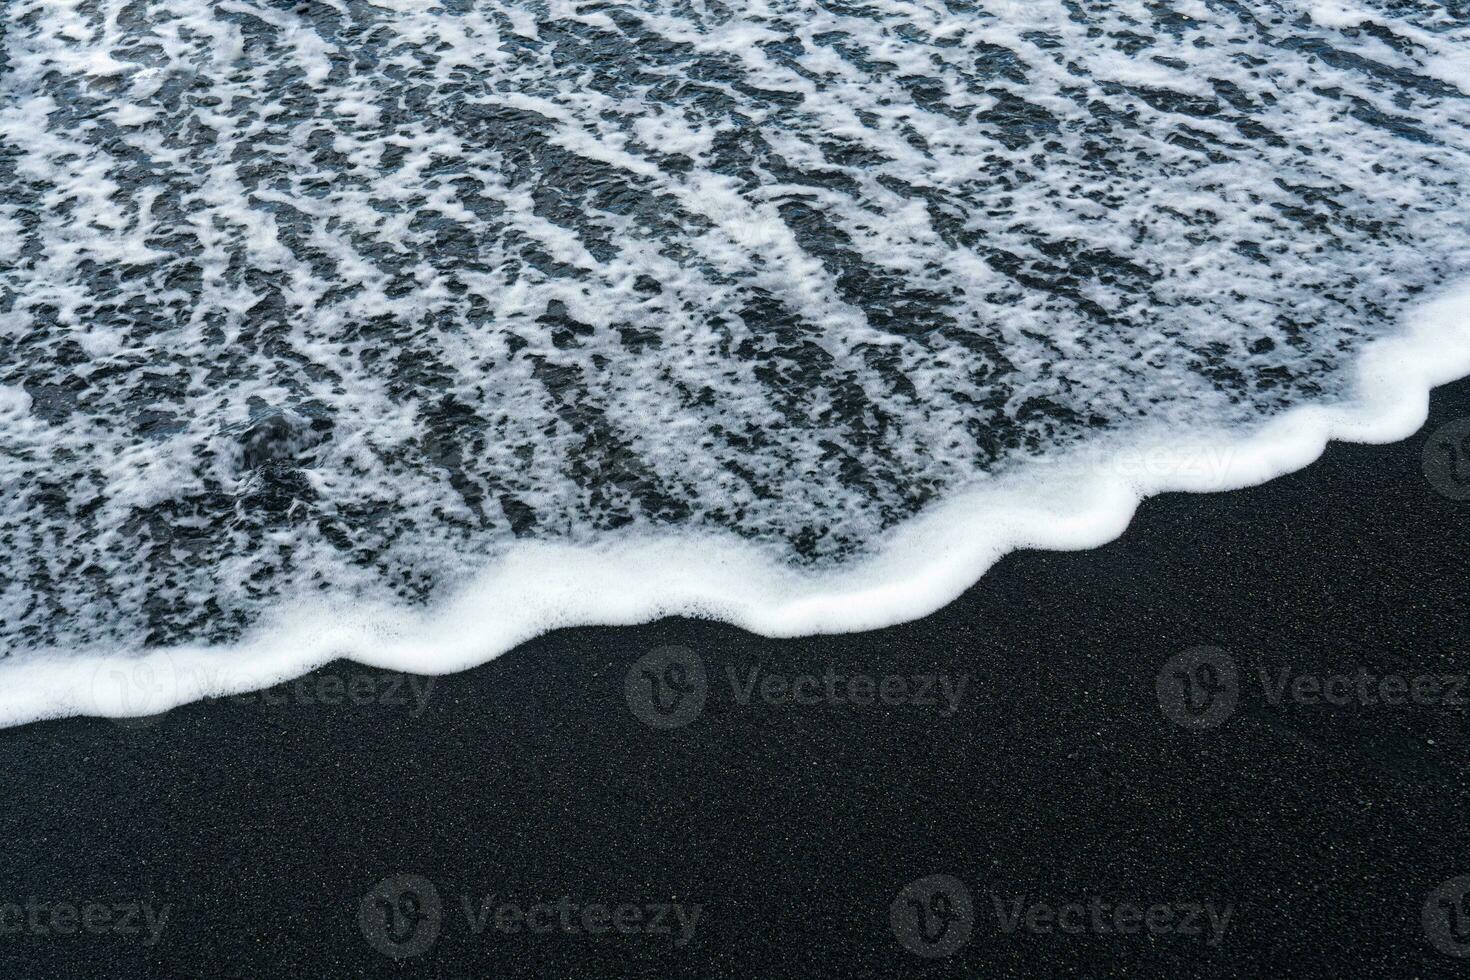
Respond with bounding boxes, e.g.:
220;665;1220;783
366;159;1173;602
5;284;1470;729
2;372;1469;975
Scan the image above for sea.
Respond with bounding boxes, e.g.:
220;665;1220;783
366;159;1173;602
2;0;1470;723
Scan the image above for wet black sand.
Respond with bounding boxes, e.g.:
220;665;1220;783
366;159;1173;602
3;379;1470;978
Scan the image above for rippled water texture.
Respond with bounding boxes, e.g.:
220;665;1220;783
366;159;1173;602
3;0;1470;653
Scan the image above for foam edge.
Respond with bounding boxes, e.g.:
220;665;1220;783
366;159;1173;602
4;281;1470;728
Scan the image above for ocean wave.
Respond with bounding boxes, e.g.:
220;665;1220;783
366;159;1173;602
3;0;1470;723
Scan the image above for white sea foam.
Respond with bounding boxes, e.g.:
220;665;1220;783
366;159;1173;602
3;282;1468;727
4;0;1470;725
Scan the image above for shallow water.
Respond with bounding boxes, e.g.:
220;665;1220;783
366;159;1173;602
2;0;1470;704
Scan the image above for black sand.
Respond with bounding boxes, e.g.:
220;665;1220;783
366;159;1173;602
3;379;1470;978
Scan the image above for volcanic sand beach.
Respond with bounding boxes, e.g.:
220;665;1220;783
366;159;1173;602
1;376;1469;978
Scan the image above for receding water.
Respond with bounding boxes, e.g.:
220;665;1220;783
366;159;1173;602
2;0;1470;717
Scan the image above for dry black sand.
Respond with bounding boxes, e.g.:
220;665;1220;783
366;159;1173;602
3;379;1470;978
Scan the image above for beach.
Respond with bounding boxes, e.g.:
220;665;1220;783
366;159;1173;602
6;1;1470;975
2;374;1467;978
